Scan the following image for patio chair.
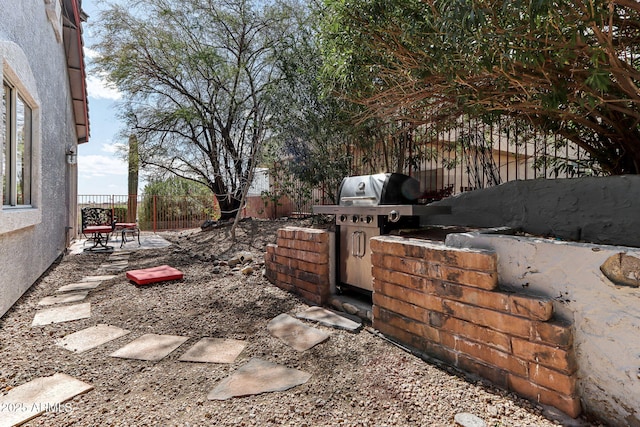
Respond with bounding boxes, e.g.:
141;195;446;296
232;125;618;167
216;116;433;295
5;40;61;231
81;207;116;252
114;221;141;248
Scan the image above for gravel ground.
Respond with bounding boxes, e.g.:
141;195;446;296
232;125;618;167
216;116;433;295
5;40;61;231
0;218;601;426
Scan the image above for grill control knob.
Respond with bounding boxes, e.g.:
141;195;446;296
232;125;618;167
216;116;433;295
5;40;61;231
340;214;347;223
352;215;359;223
365;216;373;224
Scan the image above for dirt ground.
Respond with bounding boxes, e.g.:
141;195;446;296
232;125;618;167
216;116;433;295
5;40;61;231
0;218;599;426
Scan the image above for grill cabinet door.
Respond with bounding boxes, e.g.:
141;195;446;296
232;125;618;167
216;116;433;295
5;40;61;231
339;224;379;292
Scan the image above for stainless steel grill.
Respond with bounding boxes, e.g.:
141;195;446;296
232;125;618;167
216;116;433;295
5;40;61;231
314;173;450;292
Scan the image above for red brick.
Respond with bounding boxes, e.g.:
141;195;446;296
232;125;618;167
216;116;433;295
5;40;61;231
274;254;299;270
375;321;457;365
429;312;511;353
295;287;323;305
441;300;533;338
440;332;528;377
529;363;577;395
374;306;440;343
375;281;443;313
273;262;296;277
371;267;435;293
508;374;581;418
371;237;497;272
277;228;295;240
509;294;554;321
291;227;329;243
433;281;509;312
531;320;574;348
439;265;498;290
274;246;328;264
456;353;509;389
277;238;327;253
373;294;431;324
511;337;577;374
371;253;430;278
290;276;319;294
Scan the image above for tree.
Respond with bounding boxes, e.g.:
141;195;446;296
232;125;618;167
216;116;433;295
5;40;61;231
320;0;640;174
93;0;297;220
266;1;353;203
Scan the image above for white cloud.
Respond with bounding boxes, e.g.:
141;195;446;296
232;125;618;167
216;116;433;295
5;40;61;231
102;143;126;154
86;73;122;101
78;154;128;179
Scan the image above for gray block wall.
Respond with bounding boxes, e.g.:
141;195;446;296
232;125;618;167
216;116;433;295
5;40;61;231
427;175;640;248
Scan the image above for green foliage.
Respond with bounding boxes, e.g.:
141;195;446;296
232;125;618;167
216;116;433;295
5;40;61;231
138;177;220;229
319;0;640;174
92;0;301;218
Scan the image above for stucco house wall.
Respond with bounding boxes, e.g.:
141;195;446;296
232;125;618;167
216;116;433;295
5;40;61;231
0;0;86;318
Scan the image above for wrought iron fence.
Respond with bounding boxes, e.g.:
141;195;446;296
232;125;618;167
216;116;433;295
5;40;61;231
343;116;600;200
78;194;220;232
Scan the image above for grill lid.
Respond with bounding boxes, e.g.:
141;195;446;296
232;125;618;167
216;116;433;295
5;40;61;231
338;173;421;206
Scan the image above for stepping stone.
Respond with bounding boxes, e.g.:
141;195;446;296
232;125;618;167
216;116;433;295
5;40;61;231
267;313;329;351
32;303;91;326
99;265;127;273
109;334;189;361
207;358;311;400
38;291;89;306
81;275;116;282
56;324;131;353
454;413;487;427
178;338;246;364
56;282;101;293
101;261;129;267
0;373;93;427
296;306;361;331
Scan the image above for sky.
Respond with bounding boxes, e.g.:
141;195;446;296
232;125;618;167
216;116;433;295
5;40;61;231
77;1;133;196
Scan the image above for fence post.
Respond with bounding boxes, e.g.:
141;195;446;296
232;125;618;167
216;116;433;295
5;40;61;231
153;195;157;233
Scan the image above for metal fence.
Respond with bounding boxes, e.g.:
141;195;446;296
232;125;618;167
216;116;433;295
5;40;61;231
78;194;220;232
344;116;598;200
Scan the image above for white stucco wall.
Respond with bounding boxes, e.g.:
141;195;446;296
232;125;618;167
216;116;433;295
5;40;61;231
0;1;79;317
446;232;640;426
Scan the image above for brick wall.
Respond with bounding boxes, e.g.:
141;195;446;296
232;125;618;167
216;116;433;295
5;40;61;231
264;227;332;305
370;235;580;418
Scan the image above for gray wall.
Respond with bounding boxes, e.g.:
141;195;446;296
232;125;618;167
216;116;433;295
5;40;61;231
0;0;78;317
426;175;640;247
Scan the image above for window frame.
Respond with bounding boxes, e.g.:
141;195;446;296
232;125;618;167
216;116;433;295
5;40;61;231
3;80;33;207
0;42;42;234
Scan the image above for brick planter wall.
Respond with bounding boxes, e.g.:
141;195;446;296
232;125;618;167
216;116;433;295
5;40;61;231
370;235;580;418
264;227;332;305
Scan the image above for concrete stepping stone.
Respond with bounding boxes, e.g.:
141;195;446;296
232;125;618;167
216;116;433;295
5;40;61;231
207;358;311;400
296;306;361;331
178;338;246;364
267;313;329;351
56;281;101;293
0;373;93;427
454;413;487;427
32;303;91;326
38;291;89;306
109;334;189;361
101;260;129;267
81;275;115;282
56;324;131;353
98;265;127;273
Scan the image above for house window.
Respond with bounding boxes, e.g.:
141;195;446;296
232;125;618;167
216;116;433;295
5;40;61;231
2;81;32;206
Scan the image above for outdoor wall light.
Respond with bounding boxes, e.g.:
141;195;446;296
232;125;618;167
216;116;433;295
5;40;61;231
66;147;77;165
